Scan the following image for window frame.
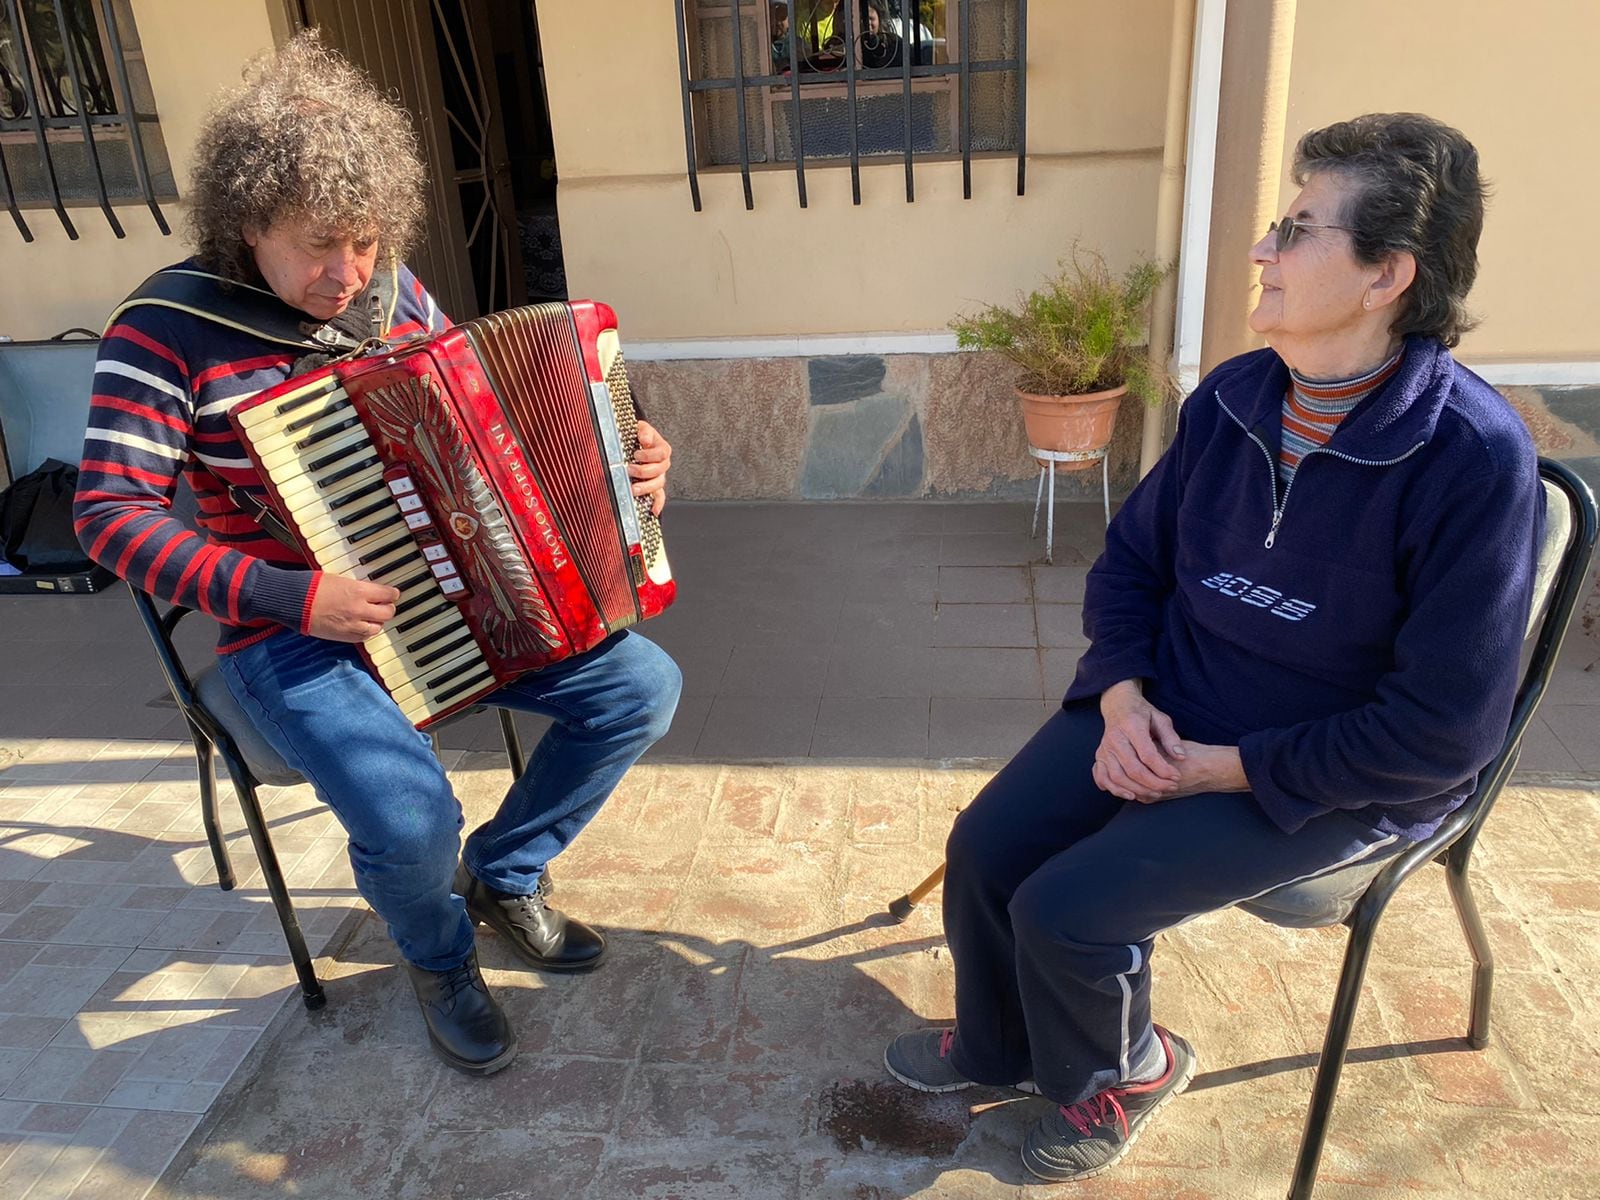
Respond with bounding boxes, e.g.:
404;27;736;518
0;0;175;242
675;0;1027;211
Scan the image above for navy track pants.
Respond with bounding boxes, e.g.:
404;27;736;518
941;701;1403;1104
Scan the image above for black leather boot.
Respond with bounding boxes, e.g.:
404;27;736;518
453;863;607;973
404;952;517;1075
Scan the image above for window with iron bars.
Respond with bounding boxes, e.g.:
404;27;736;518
674;0;1026;209
0;0;175;241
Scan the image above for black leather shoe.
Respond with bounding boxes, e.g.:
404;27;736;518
454;863;607;973
404;953;517;1076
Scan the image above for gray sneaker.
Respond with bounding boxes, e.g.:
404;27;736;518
884;1028;1041;1095
1021;1025;1196;1183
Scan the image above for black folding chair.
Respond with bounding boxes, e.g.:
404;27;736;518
130;588;527;1011
884;458;1597;1197
1238;458;1598;1197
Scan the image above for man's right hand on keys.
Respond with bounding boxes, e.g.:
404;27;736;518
308;574;401;642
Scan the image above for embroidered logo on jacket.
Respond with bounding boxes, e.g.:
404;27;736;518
1198;572;1317;622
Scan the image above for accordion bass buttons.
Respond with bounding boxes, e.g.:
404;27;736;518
386;467;470;599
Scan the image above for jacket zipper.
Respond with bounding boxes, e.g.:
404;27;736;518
1214;390;1426;549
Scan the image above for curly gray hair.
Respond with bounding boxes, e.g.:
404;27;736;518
186;30;427;283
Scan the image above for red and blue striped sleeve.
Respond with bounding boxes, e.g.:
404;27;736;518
74;307;318;630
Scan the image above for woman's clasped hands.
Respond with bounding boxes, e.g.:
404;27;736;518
1093;680;1249;802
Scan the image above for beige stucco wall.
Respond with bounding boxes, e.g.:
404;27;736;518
1274;0;1598;365
0;1;278;341
538;0;1176;341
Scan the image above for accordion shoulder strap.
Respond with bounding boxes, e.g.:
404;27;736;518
103;262;402;352
106;262;406;555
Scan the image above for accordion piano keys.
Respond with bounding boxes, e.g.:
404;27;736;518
233;377;497;725
231;301;677;728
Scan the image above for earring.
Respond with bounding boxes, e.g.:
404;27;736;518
1363;297;1371;309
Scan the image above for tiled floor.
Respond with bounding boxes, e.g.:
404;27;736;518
0;498;1596;1198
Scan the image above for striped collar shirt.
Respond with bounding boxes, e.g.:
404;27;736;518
1279;348;1405;488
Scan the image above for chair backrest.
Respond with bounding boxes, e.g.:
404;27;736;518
0;333;100;486
1241;458;1598;927
128;587;305;787
1459;459;1598;841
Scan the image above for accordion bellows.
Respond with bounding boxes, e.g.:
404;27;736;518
230;301;675;727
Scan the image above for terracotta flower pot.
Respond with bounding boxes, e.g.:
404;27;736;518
1017;384;1126;470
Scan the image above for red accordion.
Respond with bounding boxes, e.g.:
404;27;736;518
230;301;675;727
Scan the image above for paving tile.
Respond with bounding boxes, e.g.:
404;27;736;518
434;1053;630;1134
718;644;829;697
840;563;939;603
0;957;133;1021
694;695;821;760
0;1049;40;1094
802;532;943;568
927;648;1043;699
0;831;73;883
936;565;1030;604
1036;602;1090;648
706;767;785;839
1030;560;1091;602
617;1062;814;1141
697;599;845;650
940;503;1033;533
638;939;750;1064
1512;716;1585;777
929;698;1055;760
1;1045;141;1105
0;1014;68;1051
939;531;1043;567
101;1078;221;1114
1040;648;1084;702
833;599;936;647
1541;703;1600;771
931;603;1037;648
822;644;934;699
811;698;931;759
0;901;169;948
63;1109;201;1200
0;878;48;915
573;1142;803;1200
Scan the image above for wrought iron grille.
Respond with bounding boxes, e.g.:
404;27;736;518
675;0;1026;210
0;0;175;241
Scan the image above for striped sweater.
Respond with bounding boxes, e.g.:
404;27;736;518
75;259;447;652
1279;349;1405;488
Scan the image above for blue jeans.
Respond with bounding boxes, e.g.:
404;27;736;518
218;628;680;971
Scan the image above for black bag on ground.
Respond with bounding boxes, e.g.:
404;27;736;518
0;458;93;572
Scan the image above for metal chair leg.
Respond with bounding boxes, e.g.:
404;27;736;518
1444;843;1494;1050
225;763;326;1011
190;722;236;891
497;708;525;777
1288;904;1384;1200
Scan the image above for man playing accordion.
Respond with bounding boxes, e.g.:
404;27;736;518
74;31;680;1076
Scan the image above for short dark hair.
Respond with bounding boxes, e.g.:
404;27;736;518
1293;113;1487;347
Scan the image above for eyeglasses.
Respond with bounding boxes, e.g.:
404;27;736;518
1268;216;1354;252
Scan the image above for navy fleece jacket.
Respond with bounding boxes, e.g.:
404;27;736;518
1065;336;1543;839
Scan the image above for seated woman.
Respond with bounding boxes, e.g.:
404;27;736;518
885;112;1543;1183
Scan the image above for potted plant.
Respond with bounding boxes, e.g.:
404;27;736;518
950;248;1172;470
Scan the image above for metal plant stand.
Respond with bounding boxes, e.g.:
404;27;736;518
1029;446;1111;563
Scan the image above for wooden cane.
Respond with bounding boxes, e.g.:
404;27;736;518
886;862;947;923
